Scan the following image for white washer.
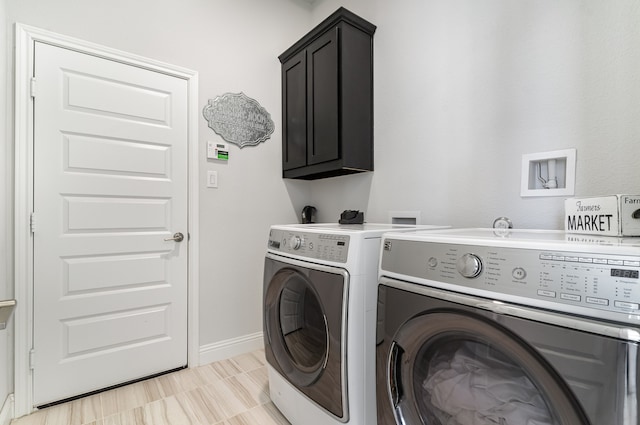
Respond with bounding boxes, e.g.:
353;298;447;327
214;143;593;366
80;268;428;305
377;228;640;425
263;223;448;425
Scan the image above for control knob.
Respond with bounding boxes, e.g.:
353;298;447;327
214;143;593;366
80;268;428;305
290;235;304;250
457;253;483;278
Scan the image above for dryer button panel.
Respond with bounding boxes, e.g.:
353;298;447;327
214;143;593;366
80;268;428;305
267;229;350;263
380;239;640;319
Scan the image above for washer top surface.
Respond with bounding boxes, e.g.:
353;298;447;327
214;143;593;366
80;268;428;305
384;227;640;253
271;223;447;237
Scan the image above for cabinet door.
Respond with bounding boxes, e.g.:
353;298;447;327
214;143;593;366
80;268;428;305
307;29;339;166
282;50;307;171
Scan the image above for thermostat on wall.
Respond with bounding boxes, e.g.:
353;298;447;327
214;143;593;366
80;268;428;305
207;141;229;161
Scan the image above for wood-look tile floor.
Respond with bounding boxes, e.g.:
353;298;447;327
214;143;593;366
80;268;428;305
12;349;291;425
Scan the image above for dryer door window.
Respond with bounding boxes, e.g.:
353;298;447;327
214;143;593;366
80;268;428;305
263;257;348;419
278;271;328;375
388;311;590;425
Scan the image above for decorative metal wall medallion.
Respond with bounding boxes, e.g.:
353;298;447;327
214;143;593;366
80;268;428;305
202;92;275;148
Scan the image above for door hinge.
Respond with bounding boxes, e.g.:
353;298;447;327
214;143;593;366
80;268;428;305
29;348;35;370
30;77;36;98
30;212;36;233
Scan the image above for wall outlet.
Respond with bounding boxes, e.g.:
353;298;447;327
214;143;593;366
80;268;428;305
520;149;576;197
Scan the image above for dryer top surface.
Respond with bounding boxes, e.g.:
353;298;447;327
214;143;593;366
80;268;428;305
271;223;448;238
384;228;640;254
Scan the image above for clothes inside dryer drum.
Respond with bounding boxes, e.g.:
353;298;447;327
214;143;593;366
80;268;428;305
422;342;555;425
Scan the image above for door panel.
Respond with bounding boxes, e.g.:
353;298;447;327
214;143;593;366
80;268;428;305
307;29;339;166
65;133;170;178
64;71;171;124
33;41;188;406
64;196;170;231
282;50;307;170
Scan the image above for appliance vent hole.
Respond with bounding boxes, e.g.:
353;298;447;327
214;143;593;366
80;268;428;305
392;217;417;225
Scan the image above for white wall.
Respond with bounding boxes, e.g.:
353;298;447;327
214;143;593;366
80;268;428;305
309;0;640;229
4;0;639;412
3;0;315;402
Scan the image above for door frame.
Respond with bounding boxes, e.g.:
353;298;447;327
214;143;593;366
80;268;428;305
13;23;200;417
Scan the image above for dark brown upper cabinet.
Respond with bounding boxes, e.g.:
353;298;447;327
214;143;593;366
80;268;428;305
279;8;376;180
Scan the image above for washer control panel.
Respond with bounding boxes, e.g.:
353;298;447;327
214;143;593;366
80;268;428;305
381;239;640;317
268;229;350;263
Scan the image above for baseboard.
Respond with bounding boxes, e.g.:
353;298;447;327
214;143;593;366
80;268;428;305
199;332;264;366
0;394;14;425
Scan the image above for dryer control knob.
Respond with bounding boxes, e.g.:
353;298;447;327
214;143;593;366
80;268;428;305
457;253;483;278
290;236;303;250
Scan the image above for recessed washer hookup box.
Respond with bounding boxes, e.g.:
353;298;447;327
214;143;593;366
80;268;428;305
565;195;640;237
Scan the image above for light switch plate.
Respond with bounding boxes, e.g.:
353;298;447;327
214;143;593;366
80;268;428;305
207;171;218;188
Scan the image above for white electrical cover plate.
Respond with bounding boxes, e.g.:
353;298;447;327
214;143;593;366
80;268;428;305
207;171;218;188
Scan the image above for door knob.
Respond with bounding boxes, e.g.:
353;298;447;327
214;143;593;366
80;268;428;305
164;232;184;242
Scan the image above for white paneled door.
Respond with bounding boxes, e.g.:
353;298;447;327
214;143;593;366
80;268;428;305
32;42;188;406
